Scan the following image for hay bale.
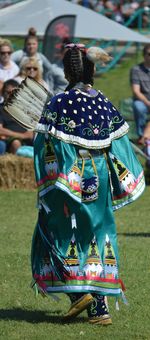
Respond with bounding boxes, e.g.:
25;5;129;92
0;154;36;189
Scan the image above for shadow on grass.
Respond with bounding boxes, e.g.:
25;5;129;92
118;232;150;237
0;308;87;324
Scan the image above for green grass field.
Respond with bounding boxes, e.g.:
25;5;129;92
0;188;150;340
0;54;150;339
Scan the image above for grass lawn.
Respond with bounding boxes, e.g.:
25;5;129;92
0;187;150;340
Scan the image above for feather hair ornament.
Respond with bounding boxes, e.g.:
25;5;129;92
4;77;53;130
86;46;112;65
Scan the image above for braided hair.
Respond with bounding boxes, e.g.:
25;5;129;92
63;46;94;91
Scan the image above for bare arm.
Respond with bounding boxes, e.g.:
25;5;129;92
0;80;3;94
0;124;33;139
131;84;150;108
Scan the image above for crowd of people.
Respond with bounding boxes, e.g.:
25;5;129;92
0;27;67;156
0;24;150;158
69;0;150;27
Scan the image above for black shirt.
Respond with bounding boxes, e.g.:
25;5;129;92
0;105;26;133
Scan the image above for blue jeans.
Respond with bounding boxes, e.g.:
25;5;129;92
0;140;6;155
133;100;150;137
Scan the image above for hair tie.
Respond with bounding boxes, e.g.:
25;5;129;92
65;43;86;51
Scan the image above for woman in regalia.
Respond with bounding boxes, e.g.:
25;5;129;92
31;43;145;325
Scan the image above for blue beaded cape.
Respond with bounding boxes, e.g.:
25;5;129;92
37;88;129;149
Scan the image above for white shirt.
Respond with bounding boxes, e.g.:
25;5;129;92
0;60;19;82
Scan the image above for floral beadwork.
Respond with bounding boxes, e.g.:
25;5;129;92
44;110;57;124
38;88;129;149
58;117;81;132
82;122;104;137
68;120;76;129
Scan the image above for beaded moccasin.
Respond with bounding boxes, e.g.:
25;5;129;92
87;295;112;326
64;293;94;319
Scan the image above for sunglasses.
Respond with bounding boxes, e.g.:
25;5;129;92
65;43;85;49
0;51;12;55
26;66;38;71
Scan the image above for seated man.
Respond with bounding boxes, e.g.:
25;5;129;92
130;44;150;144
0;79;33;155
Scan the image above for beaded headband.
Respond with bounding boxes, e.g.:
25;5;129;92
65;43;85;49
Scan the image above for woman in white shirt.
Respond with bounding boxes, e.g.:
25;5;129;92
0;39;19;102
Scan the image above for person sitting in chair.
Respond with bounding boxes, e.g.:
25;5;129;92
130;44;150;144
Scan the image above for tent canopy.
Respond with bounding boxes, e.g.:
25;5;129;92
0;0;150;43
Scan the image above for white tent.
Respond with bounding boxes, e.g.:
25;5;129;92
0;0;150;43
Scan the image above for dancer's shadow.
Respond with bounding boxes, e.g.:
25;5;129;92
118;232;150;238
0;308;87;324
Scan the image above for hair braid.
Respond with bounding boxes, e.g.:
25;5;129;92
63;46;95;90
70;47;83;83
63;47;83;90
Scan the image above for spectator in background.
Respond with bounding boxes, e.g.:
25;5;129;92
94;1;105;13
0;79;33;155
121;1;139;24
139;1;150;28
99;0;115;18
79;0;97;9
95;0;116;18
11;27;67;94
130;44;150;144
113;3;124;25
15;57;49;90
0;39;19;103
11;27;50;80
73;0;149;28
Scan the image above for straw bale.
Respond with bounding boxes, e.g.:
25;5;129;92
0;154;36;189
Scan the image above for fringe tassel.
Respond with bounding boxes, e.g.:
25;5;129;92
71;213;77;229
38;213;70;282
115;299;120;311
31;281;39;298
40;199;51;214
31;278;60;302
121;291;129;305
104;296;109;312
